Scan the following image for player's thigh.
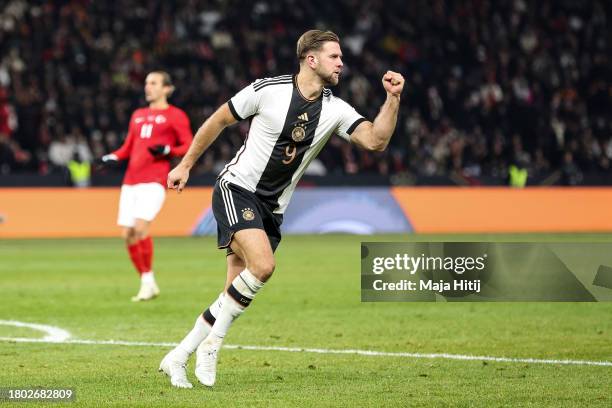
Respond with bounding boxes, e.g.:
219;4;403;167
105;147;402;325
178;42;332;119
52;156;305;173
133;183;166;222
117;185;137;228
232;228;275;281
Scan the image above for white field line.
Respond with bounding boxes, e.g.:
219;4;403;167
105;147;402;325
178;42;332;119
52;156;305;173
0;320;610;367
0;319;71;341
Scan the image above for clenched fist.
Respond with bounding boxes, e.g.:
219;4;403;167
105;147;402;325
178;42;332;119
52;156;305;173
382;71;405;97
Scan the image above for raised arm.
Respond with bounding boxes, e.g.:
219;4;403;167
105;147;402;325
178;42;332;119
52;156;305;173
350;71;405;152
167;103;237;192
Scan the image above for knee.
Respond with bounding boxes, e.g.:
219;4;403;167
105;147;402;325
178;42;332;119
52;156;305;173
123;228;137;244
249;257;275;282
132;226;148;241
133;231;147;241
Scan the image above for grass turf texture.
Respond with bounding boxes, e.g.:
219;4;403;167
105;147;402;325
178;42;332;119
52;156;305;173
0;234;611;407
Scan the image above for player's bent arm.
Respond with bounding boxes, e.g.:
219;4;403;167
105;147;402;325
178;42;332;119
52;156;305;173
350;94;401;152
350;70;405;152
111;127;135;160
178;103;237;170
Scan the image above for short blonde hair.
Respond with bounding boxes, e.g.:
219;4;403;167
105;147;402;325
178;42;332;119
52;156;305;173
296;30;340;61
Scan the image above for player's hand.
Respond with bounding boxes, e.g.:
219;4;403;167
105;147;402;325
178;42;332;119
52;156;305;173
148;144;171;157
167;164;190;193
94;154;118;167
382;71;405;97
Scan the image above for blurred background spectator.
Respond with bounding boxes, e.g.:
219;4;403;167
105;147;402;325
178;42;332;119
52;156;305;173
0;0;609;185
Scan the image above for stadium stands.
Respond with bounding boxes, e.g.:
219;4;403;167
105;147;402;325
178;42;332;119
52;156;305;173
0;0;609;185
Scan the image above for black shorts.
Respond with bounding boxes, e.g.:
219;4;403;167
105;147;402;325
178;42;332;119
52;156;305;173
212;178;283;254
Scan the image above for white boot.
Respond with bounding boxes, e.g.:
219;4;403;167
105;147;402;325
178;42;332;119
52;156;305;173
159;348;192;388
131;281;160;302
195;336;222;387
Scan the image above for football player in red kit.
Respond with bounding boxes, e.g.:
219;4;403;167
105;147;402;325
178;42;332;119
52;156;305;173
98;71;193;301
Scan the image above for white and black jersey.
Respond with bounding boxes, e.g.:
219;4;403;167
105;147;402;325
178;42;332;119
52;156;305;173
221;74;366;214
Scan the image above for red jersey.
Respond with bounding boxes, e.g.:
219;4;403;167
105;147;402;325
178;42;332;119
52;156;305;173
112;105;193;185
0;102;13;136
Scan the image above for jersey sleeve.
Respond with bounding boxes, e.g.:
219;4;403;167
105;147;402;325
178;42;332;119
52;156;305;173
227;82;260;121
169;109;193;157
334;97;367;142
112;113;136;160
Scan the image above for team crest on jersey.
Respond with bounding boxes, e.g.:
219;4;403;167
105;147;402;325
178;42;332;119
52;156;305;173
242;208;255;221
291;125;306;142
154;115;167;124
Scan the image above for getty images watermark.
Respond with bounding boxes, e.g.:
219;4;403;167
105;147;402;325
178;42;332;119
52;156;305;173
371;252;485;293
361;242;612;302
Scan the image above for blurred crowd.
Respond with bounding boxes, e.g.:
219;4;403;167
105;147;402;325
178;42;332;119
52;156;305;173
0;0;610;184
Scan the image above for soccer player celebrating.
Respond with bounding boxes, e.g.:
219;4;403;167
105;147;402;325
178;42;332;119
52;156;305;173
98;71;193;302
160;30;404;388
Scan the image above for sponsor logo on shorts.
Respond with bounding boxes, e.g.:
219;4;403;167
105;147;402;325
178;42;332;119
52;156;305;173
242;208;255;221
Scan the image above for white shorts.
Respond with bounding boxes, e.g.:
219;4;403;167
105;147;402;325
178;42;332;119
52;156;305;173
117;183;166;227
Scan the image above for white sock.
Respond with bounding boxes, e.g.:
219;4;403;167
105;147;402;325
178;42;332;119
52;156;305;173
176;293;224;354
210;269;264;339
141;271;155;285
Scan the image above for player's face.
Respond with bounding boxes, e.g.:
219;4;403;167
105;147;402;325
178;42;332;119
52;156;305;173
144;73;168;103
314;41;343;86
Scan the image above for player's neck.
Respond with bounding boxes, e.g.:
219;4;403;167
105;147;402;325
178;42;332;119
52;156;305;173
296;71;323;101
149;100;169;110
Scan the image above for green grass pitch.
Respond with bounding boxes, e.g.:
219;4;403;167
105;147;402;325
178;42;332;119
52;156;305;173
0;234;611;407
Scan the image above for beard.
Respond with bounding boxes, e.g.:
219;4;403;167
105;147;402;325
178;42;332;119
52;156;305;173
317;69;339;86
323;74;339;86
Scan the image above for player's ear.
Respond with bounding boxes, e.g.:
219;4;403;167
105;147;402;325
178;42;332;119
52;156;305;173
307;54;318;67
166;85;175;97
